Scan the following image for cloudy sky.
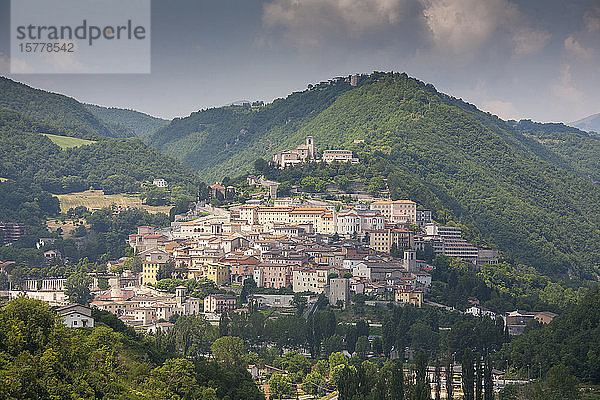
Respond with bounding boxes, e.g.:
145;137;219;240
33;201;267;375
0;0;598;123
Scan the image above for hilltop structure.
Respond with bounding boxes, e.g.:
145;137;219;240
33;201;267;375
272;136;358;168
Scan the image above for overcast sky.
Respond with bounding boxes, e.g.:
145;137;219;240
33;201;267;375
0;0;598;123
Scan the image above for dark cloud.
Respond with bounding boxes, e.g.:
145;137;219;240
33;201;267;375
0;0;597;123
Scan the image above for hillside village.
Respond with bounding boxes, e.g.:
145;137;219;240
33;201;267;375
3;128;560;344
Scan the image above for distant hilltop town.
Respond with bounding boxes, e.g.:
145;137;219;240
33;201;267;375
272;136;359;169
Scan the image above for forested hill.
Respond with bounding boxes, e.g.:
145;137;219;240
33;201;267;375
511;119;600;182
144;79;356;177
147;72;600;278
0;77;126;139
86;103;170;137
0;108;202;195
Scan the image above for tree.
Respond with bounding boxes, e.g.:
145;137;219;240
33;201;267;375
414;349;431;400
447;355;454;400
65;272;93;305
322;334;343;357
390;359;405;400
143;358;200;399
372;336;383;355
210;336;247;368
462;349;475;400
329;352;348;375
293;293;307;316
544;364;579;400
355;335;370;359
484;356;493;400
268;373;292;400
476;352;483;400
302;371;325;398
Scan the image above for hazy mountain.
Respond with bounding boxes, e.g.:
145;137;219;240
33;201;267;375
571;113;600;134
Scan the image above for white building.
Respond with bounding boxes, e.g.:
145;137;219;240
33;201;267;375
153;178;168;188
337;208;384;237
322;150;358;164
57;304;95;328
370;200;417;224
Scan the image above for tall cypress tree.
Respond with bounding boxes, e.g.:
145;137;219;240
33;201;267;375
475;352;483;400
391;359;405;400
462;349;475;400
434;361;441;400
414;350;430;400
484;356;494;400
446;355;454;400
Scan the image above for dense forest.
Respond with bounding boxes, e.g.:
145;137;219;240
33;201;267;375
86;104;169;137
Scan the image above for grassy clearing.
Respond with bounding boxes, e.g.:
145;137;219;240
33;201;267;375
42;133;96;149
55;190;171;214
46;219;89;238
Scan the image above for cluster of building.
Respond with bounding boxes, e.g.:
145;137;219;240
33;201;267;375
272;136;359;169
125;195;499;313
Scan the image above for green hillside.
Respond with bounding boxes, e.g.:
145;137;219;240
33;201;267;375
144;79;355;178
42;133;96;149
0;109;203;195
86;103;169;137
0;77;123;139
148;72;600;277
512;119;600;182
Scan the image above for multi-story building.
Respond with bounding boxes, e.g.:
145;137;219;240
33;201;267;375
367;228;414;254
288;207;329;228
203;294;237;314
337;208;384;237
272;136;317;168
322;150;358;164
141;249;170;286
370;200;417;224
256;207;292;226
187;262;230;285
416;210;433;227
326;278;350;308
395;289;423;307
239;205;259;225
424;223;478;263
0;222;25;245
253;263;293;289
353;260;406;281
292;266;329;293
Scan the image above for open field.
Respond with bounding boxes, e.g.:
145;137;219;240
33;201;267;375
46;219;89;238
55;190;172;214
42;133;96;149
